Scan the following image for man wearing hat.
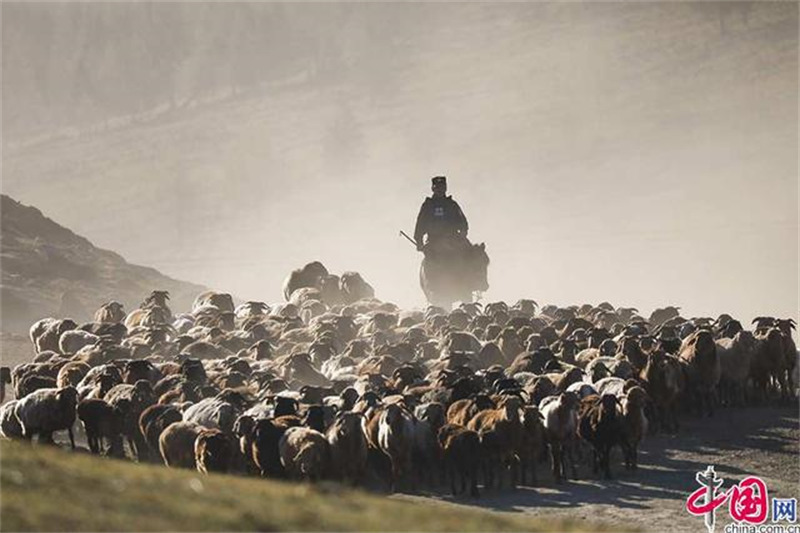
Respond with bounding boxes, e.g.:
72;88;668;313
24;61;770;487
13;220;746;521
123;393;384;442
413;176;469;253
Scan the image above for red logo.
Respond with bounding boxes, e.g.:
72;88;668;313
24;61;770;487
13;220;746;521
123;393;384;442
686;466;770;532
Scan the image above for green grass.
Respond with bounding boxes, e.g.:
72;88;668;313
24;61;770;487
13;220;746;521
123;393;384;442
0;441;613;532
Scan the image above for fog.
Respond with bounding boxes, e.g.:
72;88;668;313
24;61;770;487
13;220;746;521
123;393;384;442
2;2;797;322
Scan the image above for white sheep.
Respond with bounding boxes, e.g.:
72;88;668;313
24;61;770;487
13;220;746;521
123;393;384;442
182;392;243;433
14;386;78;447
59;330;100;355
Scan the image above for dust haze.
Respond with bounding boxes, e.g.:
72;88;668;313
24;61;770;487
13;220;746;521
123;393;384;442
2;2;797;322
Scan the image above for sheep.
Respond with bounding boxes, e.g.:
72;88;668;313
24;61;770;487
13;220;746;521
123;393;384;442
377;403;416;492
58;330;99;355
438;423;481;497
539;391;580;483
195;428;236;474
716;331;757;407
29;318;57;347
159;421;204;469
577;393;620;479
411;410;441;487
446;395;495;426
774;319;797;399
751;327;786;402
518;405;546;487
104;380;156;460
139;404;183;457
678;329;719;416
639;351;683;432
618;386;649;470
16;374;58;399
593;376;628;398
34;319;78;354
566;381;597;399
94;301;126;324
340;272;375;304
56;362;91;389
467;395;523;490
282;261;329;301
0;400;24;439
193;291;235;314
77;398;125;456
1;367;11;403
650;307;681;328
11;363;56;399
125;307;171;330
13;386;78;447
326;412;368;485
279;426;331;481
251;417;289;478
182;390;249;433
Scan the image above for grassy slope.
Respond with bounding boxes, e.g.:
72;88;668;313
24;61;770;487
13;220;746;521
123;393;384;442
0;441;613;532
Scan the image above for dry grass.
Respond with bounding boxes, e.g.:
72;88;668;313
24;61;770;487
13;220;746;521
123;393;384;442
0;440;615;532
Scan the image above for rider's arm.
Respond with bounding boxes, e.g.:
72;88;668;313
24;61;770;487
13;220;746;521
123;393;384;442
453;200;468;236
413;202;428;249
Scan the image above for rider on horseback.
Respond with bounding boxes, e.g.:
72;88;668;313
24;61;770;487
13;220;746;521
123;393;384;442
413;176;485;306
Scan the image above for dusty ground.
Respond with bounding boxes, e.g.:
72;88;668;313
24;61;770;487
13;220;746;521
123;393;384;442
403;404;799;532
3;334;796;532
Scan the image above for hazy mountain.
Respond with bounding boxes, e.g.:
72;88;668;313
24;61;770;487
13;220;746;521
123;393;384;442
0;195;206;333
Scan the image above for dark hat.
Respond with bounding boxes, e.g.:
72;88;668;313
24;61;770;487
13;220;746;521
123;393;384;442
432;176;447;186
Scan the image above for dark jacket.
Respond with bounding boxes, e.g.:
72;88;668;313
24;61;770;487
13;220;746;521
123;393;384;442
414;195;468;245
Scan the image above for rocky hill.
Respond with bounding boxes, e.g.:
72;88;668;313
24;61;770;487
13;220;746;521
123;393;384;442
0;194;206;333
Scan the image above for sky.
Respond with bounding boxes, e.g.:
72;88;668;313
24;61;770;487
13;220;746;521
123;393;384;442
2;2;798;323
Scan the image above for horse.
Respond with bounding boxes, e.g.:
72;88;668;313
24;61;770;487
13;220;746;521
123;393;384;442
419;241;489;309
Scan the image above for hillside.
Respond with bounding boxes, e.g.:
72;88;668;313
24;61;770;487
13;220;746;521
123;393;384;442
0;194;206;333
0;441;608;532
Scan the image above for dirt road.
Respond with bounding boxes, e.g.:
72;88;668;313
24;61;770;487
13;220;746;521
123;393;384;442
404;404;798;532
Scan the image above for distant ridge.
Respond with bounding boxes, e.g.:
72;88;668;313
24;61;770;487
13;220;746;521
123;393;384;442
0;194;206;333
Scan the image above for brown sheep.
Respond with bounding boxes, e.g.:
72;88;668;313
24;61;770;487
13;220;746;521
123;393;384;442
467;395;523;490
678;329;719;416
94;301;126;324
639;350;682;432
377;403;416;492
279;426;331;481
159;421;204;469
751;327;786;402
77;398;126;456
619;386;649;470
56;362;91;389
195;428;236;474
326;412;368;485
438;423;481;497
518;405;546;486
577;394;620;479
251;418;290;478
139;404;183;457
446;395;495;427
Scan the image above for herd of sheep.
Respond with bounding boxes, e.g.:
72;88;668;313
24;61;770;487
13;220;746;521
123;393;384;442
0;261;797;498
